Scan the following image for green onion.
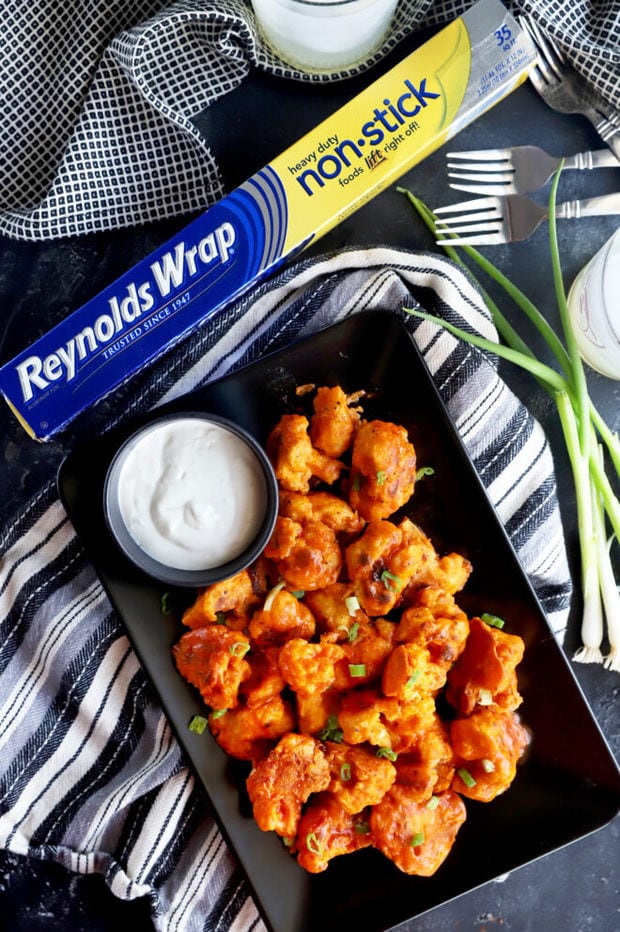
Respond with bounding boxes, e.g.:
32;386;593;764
426;796;439;811
481;758;496;773
481;613;505;630
263;580;285;611
160;592;174;615
210;709;227;720
347;622;360;643
405;670;422;690
290;590;305;599
381;570;402;593
215;611;227;624
376;747;397;761
229;641;250;657
457;767;477;788
410;831;425;847
348;663;367;678
318;714;343;743
415;466;435;480
354;821;371;835
352;472;361;491
306;832;324;855
477;688;493;706
345;595;360;616
188;714;208;734
398;182;620;671
282;837;294;847
340;763;352;782
376;470;386;485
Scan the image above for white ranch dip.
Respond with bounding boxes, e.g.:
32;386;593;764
117;417;267;570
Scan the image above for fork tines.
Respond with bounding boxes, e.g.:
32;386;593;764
433;197;505;245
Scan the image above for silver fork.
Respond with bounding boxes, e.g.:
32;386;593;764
447;145;619;196
520;16;620;160
433;192;620;246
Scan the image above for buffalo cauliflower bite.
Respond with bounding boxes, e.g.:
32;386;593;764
337;689;400;748
240;646;287;709
446;616;525;715
267;413;343;492
265;517;342;591
246;733;331;837
396;585;470;667
303;583;369;639
295;689;341;736
209;696;296;765
309;385;364;458
278;489;363;536
249;587;316;646
394;715;455;800
325;741;397;813
278;637;346;695
172;626;251;710
296;794;372;873
370;785;467;876
450;707;531;801
181;561;268;630
348;419;417;521
345;520;409;616
332;621;396;690
382;642;447;700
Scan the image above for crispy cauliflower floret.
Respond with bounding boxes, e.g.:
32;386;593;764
246;733;331;837
325;740;396;813
172;626;251;710
267;413;343;492
248;588;316;646
296;794;372;873
309;385;363;459
348;419;416;521
278;636;346;695
265;517;342;591
446;616;524;715
450;707;530;801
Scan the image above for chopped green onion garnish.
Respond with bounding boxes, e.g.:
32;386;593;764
210;709;227;720
264;580;286;611
340;763;352;782
352;472;361;491
306;832;324;855
381;570;402;593
457;767;477;788
426;796;439;811
160;592;174;615
283;837;294;847
229;641;250;657
415;466;435;481
376;470;386;485
347;622;360;643
215;611;227;624
376;747;397;761
410;831;425;847
354;821;371;835
348;663;367;678
290;590;305;599
318;714;343;743
481;758;496;773
188;714;208;734
405;670;422;690
345;595;360;616
481;612;505;629
478;688;493;706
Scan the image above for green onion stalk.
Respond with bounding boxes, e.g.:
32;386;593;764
397;172;619;672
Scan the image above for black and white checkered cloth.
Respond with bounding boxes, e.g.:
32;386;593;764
1;247;572;930
1;0;618;240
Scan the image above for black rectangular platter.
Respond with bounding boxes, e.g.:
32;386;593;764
58;310;620;932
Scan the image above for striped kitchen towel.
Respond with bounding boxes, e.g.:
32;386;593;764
0;248;572;931
1;0;618;241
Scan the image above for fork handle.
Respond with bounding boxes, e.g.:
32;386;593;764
557;193;620;219
564;149;620;169
582;109;620;161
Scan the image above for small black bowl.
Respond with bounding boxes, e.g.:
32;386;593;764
103;411;278;588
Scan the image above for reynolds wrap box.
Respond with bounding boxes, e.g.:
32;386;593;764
0;0;536;441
